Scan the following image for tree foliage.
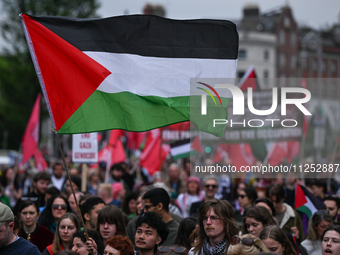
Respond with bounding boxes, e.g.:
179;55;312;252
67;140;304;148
0;0;101;150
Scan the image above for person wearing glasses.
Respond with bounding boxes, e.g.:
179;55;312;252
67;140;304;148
188;199;239;255
190;175;219;218
260;225;298;255
226;234;268;254
18;200;54;252
143;188;180;246
42;212;80;255
135;211;169;255
321;225;340;255
301;210;333;255
39;195;71;233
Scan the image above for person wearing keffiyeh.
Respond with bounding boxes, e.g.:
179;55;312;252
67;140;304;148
188;199;239;255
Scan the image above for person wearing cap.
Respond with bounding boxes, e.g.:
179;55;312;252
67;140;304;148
0;202;41;254
176;176;204;218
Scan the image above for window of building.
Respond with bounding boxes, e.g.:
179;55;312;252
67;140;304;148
263;70;269;78
279;30;285;45
290;54;296;69
290;32;296;46
279;52;286;67
264;50;269;61
331;61;337;74
239;49;247;59
312;59;318;71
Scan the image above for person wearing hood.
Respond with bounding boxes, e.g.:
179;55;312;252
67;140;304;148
176;176;204;218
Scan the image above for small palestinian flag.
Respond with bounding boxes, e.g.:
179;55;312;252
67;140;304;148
295;183;326;218
170;137;202;160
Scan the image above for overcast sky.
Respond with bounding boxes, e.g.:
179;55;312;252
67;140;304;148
98;0;340;29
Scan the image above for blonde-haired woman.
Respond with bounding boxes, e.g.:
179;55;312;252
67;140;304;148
227;234;268;255
42;212;80;255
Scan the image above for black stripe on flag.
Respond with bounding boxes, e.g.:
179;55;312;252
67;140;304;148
23;14;238;60
170;139;191;149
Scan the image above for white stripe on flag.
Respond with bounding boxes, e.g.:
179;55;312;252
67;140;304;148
171;143;191;157
305;196;318;215
85;52;237;97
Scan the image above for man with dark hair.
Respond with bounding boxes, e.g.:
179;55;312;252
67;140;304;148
80;196;106;230
0;203;40;254
135;211;169;255
324;195;340;224
311;179;327;200
143;188;179;246
14;171;51;215
189;199;238;255
51;162;65;191
267;183;304;240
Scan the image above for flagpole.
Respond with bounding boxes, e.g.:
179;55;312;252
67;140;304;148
54;130;94;255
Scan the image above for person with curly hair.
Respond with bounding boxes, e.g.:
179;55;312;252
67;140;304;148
227;234;268;255
104;236;134;255
135;211;169;255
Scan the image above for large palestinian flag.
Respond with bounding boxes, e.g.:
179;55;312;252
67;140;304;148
295;183;326;218
21;14;238;136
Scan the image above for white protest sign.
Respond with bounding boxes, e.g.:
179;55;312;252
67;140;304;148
72;133;98;163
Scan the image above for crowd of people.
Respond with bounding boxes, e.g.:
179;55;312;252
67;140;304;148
0;160;340;255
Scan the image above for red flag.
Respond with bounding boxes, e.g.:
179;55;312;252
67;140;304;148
287;141;300;163
108;129;124;146
167;121;191;131
266;142;288;166
140;129;168;176
266;141;300;166
34;148;48;171
98;139;126;167
213;143;256;169
21;94;41;164
126;131;146;150
238;66;258;91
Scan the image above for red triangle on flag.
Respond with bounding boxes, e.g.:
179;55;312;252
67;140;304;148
22;14;111;131
238;66;258;91
191;136;202;153
295;184;308;209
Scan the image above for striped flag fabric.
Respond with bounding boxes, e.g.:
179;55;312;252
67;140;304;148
295;183;326;218
21;14;238;136
170;137;201;160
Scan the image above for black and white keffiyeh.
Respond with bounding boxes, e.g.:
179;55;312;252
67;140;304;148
202;238;227;255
